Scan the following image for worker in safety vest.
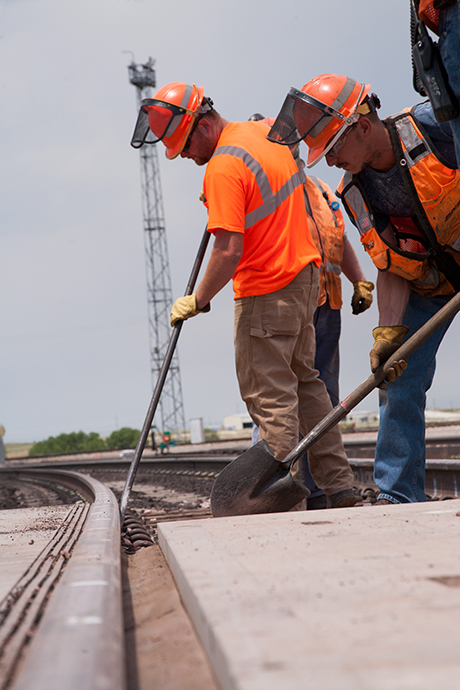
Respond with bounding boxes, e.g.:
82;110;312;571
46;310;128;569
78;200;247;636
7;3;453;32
269;73;460;506
131;82;357;509
416;1;460;163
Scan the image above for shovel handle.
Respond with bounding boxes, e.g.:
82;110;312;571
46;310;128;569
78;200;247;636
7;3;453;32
119;227;210;524
282;289;460;468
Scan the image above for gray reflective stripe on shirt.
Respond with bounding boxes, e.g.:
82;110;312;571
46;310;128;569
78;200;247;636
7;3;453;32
394;115;430;168
341;172;374;235
212;145;305;229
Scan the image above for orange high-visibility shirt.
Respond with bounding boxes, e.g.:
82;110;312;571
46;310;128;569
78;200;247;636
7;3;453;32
203;121;320;299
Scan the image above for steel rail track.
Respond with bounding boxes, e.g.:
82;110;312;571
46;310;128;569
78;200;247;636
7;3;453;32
4;438;460;502
0;469;126;690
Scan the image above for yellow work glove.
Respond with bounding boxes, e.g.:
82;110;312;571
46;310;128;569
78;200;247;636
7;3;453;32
351;281;374;315
370;326;409;388
170;293;210;327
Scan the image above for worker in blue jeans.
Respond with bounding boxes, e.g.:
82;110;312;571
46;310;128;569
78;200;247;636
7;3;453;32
269;74;459;503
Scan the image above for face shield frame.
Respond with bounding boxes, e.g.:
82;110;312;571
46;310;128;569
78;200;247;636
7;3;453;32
130;98;196;149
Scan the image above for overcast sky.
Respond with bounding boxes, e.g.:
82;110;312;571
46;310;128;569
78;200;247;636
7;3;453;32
2;0;459;443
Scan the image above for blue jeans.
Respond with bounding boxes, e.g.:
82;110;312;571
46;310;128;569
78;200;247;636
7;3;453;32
439;2;460;165
374;290;454;503
313;301;341;407
304;301;341;497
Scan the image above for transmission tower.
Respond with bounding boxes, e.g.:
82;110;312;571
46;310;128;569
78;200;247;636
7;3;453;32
127;57;186;442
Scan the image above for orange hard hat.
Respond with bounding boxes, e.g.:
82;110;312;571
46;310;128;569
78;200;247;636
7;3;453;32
268;74;374;167
131;82;212;159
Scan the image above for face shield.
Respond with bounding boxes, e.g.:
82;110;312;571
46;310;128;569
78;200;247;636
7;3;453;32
130;99;195;149
268;85;365;167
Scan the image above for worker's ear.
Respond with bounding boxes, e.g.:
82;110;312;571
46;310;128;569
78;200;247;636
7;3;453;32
197;116;212;135
357;116;372;137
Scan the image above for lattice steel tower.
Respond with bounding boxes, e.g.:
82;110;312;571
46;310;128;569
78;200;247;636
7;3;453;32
127;57;186;440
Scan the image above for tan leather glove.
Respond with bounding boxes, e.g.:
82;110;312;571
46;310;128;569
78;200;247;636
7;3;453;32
170;294;210;327
370;326;409;387
351;281;374;315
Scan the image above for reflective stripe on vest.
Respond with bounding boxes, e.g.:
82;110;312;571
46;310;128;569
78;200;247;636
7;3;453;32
325;260;342;275
212;145;305;229
391;110;460;251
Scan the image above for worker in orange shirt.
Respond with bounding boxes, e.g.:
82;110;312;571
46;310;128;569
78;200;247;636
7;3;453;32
248;114;373;508
131;82;357;509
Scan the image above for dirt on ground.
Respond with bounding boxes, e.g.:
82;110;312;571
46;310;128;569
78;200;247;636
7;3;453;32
122;545;221;690
106;472;215;513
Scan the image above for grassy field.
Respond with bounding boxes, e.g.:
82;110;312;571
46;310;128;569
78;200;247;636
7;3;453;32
4;443;33;459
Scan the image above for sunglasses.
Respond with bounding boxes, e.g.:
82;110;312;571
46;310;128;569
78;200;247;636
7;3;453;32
326;123;357;158
182;115;202;153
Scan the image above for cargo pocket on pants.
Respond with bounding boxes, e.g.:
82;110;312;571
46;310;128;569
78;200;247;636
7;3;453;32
249;288;304;338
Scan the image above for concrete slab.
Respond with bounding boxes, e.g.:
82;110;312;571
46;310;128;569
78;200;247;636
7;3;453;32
158;501;460;690
0;506;71;602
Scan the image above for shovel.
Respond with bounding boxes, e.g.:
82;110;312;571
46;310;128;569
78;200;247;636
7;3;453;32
119;227;210;525
211;289;460;517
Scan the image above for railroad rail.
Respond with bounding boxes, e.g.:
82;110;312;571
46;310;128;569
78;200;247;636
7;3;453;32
3;438;460;503
0;469;125;690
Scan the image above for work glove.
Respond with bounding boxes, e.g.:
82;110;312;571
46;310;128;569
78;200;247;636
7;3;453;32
170;293;210;327
351;281;374;315
370;325;409;389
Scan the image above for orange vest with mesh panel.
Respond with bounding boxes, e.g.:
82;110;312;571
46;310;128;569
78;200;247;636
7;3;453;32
418;0;439;34
304;176;345;310
337;110;460;298
203;121;321;299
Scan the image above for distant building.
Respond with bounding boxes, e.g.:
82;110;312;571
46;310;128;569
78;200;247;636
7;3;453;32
343;411;379;430
223;413;253;432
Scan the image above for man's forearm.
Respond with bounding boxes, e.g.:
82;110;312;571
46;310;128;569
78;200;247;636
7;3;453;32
341;235;367;283
376;270;411;325
195;229;243;309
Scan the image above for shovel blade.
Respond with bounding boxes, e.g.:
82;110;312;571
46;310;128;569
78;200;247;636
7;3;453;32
210;440;309;517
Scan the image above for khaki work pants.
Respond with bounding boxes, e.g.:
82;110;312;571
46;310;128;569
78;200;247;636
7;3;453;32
234;263;354;496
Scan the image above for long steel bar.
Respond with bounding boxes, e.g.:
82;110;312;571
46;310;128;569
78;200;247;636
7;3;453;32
119;227;210;524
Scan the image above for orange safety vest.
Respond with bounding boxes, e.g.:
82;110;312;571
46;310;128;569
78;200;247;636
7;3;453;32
418;0;439;34
337;108;460;297
304;177;345;310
